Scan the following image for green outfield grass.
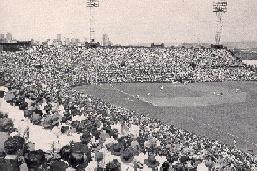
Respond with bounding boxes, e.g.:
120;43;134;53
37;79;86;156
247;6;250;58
75;81;257;153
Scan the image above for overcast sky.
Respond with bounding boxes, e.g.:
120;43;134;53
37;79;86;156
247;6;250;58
0;0;256;45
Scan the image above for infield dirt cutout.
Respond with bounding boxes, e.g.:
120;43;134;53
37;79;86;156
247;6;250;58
109;83;247;107
138;84;247;107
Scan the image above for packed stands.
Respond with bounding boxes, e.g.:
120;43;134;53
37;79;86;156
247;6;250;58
0;46;257;170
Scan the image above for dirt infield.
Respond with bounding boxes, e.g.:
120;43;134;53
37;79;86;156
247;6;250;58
75;81;257;153
100;82;248;107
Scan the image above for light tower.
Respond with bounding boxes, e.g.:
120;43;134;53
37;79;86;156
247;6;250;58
213;0;227;45
87;0;99;43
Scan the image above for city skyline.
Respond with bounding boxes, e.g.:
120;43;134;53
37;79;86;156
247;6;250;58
0;32;14;43
0;0;257;45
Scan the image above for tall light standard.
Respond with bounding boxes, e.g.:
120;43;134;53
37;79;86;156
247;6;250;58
87;0;100;43
213;0;227;45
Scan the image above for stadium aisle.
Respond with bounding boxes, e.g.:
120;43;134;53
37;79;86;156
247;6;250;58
0;95;81;152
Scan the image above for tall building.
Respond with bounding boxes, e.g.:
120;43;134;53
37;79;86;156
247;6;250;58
57;34;62;42
102;34;111;46
0;34;4;39
70;38;80;46
65;38;70;45
0;34;5;43
6;33;12;43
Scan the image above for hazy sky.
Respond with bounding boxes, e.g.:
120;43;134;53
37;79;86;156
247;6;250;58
0;0;256;44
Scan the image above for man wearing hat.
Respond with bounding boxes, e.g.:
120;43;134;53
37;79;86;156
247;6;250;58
49;160;69;171
118;136;132;150
120;147;134;164
110;142;124;156
80;131;91;144
70;142;91;168
106;159;121;171
144;154;160;170
160;161;171;171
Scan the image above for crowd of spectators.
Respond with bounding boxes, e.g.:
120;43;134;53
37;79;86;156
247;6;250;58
2;46;256;86
0;45;257;170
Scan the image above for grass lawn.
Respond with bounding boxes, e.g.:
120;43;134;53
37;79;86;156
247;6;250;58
75;81;257;153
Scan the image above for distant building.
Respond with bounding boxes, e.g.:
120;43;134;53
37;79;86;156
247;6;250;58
6;33;12;43
65;38;70;45
42;39;51;47
71;38;76;45
0;34;6;43
102;34;112;46
75;38;80;45
69;38;80;45
102;34;108;46
0;34;4;39
151;43;164;48
53;39;62;46
79;37;87;46
57;34;62;42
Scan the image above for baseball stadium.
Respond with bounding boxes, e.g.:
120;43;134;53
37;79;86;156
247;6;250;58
1;0;257;170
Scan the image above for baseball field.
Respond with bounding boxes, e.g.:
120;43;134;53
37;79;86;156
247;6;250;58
75;81;257;153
